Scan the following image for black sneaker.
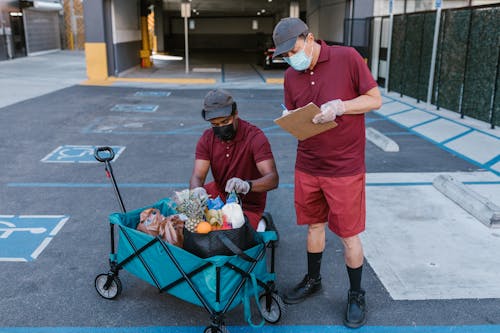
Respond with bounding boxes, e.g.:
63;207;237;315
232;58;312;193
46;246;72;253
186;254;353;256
343;289;367;328
283;274;322;304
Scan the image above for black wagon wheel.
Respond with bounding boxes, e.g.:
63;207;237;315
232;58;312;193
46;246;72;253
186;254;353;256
203;324;229;333
95;273;122;299
203;326;228;333
259;292;286;323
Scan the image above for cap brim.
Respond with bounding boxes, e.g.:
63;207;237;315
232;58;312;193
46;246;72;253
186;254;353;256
273;38;297;59
203;105;233;120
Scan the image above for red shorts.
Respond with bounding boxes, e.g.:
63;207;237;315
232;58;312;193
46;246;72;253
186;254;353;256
294;170;366;238
203;182;262;230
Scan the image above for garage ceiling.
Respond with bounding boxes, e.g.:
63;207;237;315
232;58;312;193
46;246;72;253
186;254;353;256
162;0;303;17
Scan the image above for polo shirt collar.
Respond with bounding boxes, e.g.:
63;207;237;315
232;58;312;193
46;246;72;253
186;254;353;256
316;40;330;65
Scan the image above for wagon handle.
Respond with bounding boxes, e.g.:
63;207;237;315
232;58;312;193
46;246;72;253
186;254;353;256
94;146;115;163
93;146;126;213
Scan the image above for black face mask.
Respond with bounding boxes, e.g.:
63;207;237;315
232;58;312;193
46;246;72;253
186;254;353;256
213;123;236;141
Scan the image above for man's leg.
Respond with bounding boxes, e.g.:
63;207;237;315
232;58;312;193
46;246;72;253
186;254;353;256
321;173;367;328
284;222;325;304
342;234;366;328
306;222;327;282
342;235;364;295
284;170;328;304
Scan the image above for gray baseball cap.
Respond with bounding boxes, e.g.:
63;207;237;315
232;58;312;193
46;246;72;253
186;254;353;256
272;17;309;59
201;89;236;120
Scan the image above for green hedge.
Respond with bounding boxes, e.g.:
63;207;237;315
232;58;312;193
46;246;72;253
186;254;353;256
389;6;500;126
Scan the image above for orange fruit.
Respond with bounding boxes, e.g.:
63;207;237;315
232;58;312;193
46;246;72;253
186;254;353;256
196;221;212;234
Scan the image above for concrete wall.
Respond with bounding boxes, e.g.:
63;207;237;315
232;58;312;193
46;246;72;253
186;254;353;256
306;0;346;43
111;0;141;73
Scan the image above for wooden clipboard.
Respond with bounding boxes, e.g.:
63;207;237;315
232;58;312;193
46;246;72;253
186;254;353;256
274;102;338;140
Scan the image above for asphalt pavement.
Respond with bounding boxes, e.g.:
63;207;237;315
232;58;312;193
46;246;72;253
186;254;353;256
0;51;499;333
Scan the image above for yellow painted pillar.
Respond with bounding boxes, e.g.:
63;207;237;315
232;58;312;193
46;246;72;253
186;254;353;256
140;16;152;68
84;42;108;81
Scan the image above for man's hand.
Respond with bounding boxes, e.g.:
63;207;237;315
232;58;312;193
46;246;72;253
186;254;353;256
191;187;208;199
225;177;251;194
312;99;345;124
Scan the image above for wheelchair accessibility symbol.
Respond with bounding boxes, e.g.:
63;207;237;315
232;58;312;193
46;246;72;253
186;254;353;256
0;221;46;238
41;145;125;163
0;215;69;262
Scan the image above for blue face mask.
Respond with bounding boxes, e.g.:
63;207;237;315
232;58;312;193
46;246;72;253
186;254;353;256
284;40;312;71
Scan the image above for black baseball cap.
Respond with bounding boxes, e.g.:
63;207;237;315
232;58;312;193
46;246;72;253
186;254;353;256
201;89;236;121
272;17;309;59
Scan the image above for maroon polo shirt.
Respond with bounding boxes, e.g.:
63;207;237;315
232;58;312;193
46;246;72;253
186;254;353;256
284;41;377;177
195;119;274;215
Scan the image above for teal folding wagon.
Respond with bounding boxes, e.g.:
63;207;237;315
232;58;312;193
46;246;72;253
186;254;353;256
93;147;285;333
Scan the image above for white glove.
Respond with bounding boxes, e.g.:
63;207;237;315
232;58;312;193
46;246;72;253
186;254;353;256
225;177;251;195
191;187;208;200
312;99;345;124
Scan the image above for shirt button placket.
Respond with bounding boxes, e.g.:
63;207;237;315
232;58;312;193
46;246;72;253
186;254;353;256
310;71;315;86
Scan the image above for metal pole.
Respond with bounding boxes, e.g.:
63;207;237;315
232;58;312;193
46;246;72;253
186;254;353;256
460;7;474;119
385;0;394;92
489;45;499;129
426;2;442;105
435;9;447;110
400;14;409;97
416;14;426;103
349;0;355;46
184;16;189;74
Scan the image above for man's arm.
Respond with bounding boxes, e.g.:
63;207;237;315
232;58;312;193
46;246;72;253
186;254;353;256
248;158;279;193
343;86;382;114
189;159;210;189
313;86;382;124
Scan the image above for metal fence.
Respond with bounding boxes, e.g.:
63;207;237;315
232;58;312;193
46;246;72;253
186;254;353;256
384;4;499;128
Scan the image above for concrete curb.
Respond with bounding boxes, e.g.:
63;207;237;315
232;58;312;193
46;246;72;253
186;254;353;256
432;174;500;228
366;127;399;152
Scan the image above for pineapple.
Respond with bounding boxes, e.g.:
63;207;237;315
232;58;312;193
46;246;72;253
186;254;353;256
174;189;208;232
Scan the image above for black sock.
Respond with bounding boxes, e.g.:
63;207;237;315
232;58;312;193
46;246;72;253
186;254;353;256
347;265;363;292
307;252;322;280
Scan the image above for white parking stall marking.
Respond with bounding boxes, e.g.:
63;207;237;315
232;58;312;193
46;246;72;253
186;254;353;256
41;145;125;163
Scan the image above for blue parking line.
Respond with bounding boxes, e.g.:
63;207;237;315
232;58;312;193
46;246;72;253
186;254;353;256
484;155;500;168
250;64;267;82
384;107;416;117
6;183;190;188
6;181;500;189
382;115;500;176
381;94;500;140
440;128;474;145
378;96;500;177
409;116;440;129
1;325;499;333
383;131;415;136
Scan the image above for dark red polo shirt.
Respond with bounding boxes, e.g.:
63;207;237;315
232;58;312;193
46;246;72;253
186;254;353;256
284;41;377;177
195;119;274;215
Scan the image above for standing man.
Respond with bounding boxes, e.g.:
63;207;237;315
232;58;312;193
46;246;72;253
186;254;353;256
272;18;382;328
190;89;279;231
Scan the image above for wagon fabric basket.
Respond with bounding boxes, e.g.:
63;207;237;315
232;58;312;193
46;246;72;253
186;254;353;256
101;197;282;330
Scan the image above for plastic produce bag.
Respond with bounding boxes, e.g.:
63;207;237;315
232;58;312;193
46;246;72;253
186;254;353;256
221;202;245;228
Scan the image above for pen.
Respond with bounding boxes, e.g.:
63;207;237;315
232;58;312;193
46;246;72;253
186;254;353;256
280;103;288;112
